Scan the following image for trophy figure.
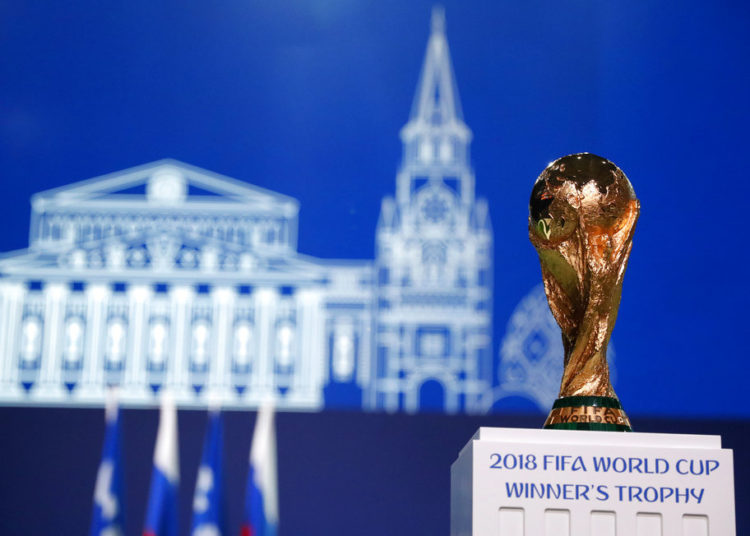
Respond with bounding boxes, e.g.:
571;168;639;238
529;153;639;431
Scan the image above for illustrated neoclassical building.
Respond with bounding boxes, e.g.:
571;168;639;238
0;10;494;413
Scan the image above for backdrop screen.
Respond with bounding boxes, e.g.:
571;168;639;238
1;2;748;534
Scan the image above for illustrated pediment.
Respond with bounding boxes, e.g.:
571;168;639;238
32;159;298;212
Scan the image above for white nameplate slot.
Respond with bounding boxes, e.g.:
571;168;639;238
450;427;735;536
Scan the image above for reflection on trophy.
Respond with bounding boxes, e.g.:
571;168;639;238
529;153;639;431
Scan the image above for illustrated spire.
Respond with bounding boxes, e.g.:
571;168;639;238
409;5;464;127
431;5;445;34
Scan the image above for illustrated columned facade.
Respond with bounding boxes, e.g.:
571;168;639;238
0;160;373;409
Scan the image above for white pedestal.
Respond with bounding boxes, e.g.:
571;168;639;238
451;427;736;536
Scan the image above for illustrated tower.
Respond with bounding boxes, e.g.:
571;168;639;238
371;8;493;413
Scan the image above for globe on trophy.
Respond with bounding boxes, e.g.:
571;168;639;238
528;153;639;431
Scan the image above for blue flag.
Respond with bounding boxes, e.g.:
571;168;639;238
90;392;125;536
143;395;180;536
191;410;225;536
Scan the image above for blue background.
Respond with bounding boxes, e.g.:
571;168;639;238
1;1;749;534
3;0;749;418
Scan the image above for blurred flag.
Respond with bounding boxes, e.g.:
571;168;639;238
90;390;125;536
191;409;225;536
143;394;180;536
241;403;278;536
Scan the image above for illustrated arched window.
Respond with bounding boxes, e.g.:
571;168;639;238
20;316;42;364
148;319;169;366
233;321;254;368
266;226;276;244
419;139;434;162
63;317;85;365
200;248;218;271
252;224;263;246
419;378;446;412
332;322;355;382
191;320;211;367
421;240;448;284
439;139;453;163
275;322;295;369
105;318;127;366
239;253;255;271
71;249;86;269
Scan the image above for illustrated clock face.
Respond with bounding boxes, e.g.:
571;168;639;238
419;192;450;224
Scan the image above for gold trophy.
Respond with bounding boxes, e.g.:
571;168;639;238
529;153;639;431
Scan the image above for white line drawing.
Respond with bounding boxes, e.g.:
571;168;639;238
0;8;496;413
371;7;492;413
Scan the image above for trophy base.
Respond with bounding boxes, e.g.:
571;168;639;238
544;395;632;432
452;427;737;535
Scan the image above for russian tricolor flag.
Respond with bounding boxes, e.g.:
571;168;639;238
241;403;278;536
143;394;180;536
191;409;225;536
90;390;125;536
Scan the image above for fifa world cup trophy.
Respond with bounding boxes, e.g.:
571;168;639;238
529;153;640;431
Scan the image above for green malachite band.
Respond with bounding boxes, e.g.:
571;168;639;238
545;396;632;432
552;396;623;410
544;422;632;432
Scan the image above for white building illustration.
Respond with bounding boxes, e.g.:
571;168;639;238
0;159;374;409
372;9;492;413
0;9;495;413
